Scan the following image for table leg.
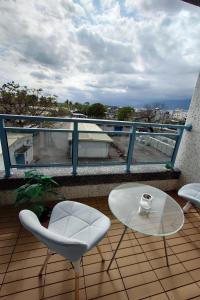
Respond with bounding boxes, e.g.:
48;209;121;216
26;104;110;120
107;226;127;271
163;236;169;267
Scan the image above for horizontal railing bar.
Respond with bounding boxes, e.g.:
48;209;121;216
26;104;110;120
0;114;133;125
134;122;187;129
11;163;71;168
0;114;75;123
78;161;126;167
78;130;130;135
0;114;190;130
135;132;179;137
5;127;179;137
133;161;170;165
11;162;127;169
5;127;73;133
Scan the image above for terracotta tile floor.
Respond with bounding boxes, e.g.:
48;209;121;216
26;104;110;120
0;191;200;300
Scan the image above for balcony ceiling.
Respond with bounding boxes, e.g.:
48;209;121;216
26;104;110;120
181;0;200;6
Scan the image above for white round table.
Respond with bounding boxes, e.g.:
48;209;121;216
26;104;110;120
107;183;184;270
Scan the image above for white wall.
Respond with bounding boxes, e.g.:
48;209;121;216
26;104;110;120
145;136;175;157
33;131;69;162
78;141;109;158
0;154;4;170
175;73;200;185
24;146;33;165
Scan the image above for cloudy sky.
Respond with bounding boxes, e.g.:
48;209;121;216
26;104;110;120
0;0;199;106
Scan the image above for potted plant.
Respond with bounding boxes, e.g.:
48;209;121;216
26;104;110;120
15;169;62;221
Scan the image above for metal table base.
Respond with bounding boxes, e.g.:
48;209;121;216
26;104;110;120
107;226;127;271
107;226;169;271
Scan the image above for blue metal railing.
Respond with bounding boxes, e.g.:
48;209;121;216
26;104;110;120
0;114;192;177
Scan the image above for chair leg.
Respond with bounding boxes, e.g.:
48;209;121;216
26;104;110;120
96;245;104;261
75;272;79;300
72;259;81;300
39;250;51;276
183;201;192;213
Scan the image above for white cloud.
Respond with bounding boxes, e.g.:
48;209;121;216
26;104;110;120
0;0;199;107
100;0;117;10
125;0;194;15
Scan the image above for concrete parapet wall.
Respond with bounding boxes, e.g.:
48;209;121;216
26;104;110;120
175;73;200;185
0;178;179;205
146;136;174;157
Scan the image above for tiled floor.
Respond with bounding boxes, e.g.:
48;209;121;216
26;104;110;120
0;191;200;300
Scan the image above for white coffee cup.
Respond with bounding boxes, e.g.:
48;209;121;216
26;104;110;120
138;193;153;215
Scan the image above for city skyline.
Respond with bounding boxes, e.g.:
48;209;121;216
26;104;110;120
0;0;199;106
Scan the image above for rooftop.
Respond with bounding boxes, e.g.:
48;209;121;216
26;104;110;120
68;123;113;143
0;192;200;300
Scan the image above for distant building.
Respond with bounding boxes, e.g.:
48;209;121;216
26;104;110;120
68;123;113;158
172;109;187;120
105;106;118;119
0;133;33;169
134;109;172;124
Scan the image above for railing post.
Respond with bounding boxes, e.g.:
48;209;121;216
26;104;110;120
0;118;11;177
171;128;184;167
126;124;136;173
72;121;78;176
185;123;192;132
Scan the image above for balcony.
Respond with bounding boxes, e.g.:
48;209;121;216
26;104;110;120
0;111;199;300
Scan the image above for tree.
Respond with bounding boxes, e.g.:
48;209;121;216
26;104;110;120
55;103;70;117
80;102;90;115
72;101;90;115
117;106;134;121
65;99;73;107
0;81;58;126
87;103;106;119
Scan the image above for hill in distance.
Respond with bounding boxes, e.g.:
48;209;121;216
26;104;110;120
133;99;191;110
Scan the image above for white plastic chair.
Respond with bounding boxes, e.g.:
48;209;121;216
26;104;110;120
19;201;110;300
178;183;200;213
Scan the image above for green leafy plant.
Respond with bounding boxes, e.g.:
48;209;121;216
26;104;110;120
15;170;59;219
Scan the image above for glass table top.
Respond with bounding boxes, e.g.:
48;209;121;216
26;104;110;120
109;183;184;237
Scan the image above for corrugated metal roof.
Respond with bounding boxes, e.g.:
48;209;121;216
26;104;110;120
68;123;113;143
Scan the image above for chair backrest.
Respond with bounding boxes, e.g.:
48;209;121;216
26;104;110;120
19;210;88;262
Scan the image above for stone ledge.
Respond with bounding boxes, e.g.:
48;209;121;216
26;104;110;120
0;165;181;190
